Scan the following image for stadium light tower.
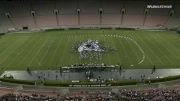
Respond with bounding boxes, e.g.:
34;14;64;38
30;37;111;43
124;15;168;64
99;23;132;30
99;8;103;25
77;8;81;25
31;11;37;27
54;9;59;26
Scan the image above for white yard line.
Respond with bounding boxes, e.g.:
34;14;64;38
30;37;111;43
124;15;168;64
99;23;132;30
1;37;28;66
143;35;164;65
6;38;31;67
103;35;112;64
114;35;132;65
161;36;180;63
38;37;52;66
105;34;146;64
109;35;122;64
48;37;61;66
68;35;74;65
152;35;174;65
126;36;141;64
133;34;153;65
58;35;70;66
17;36;42;67
27;36;49;67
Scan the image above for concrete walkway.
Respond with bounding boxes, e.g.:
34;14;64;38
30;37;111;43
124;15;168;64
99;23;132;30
1;69;180;81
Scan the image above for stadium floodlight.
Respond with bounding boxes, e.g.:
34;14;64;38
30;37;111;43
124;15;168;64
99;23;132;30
76;8;80;14
54;9;59;15
31;11;35;16
99;8;103;15
5;12;11;18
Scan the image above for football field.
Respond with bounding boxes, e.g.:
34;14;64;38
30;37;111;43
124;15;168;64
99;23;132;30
0;29;180;71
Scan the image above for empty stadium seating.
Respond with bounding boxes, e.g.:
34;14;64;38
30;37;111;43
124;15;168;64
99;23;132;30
0;0;179;32
80;14;99;25
102;14;122;25
123;15;144;26
145;15;169;27
102;0;123;14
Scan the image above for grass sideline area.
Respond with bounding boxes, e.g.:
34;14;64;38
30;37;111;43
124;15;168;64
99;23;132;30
0;29;179;72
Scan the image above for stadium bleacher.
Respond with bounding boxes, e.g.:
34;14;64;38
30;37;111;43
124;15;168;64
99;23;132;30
0;0;178;32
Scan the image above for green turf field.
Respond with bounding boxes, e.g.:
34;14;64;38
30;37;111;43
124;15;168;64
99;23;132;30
0;29;180;70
